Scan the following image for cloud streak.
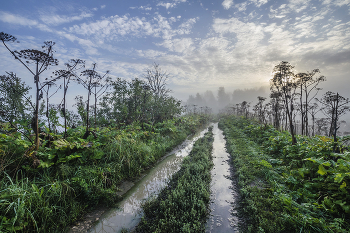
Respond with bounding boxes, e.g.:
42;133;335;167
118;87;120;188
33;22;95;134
39;11;93;25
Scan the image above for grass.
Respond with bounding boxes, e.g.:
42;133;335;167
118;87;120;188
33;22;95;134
0;114;211;232
219;116;350;233
135;126;214;233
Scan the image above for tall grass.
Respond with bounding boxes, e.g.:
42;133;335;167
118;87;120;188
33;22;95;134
0;115;210;232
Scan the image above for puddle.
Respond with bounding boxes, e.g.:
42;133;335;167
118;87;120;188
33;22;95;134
88;127;210;233
206;123;239;233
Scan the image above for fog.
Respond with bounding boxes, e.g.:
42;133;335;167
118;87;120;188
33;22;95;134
185;84;350;136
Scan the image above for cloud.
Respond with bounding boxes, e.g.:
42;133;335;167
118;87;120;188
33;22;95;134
39;11;93;25
222;0;233;10
157;38;194;53
130;6;153;11
322;0;350;7
68;14;196;41
269;0;313;18
0;11;38;26
101;5;106;9
157;2;176;9
228;0;269;12
157;0;187;9
235;2;248;11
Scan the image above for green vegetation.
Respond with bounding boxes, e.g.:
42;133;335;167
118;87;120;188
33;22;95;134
135;127;214;233
0;115;209;232
219;116;350;232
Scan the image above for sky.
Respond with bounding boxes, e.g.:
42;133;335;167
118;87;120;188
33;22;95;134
1;0;350;104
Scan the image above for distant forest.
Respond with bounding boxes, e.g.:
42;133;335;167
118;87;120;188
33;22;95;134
185;61;350;139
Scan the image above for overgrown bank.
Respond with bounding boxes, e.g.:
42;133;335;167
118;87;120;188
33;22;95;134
219;116;350;233
0;115;209;232
135;126;214;233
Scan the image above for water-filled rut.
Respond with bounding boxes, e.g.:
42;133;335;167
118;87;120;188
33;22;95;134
88;127;209;233
206;123;239;233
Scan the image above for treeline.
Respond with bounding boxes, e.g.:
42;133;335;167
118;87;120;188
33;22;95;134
0;32;183;151
185;87;230;114
219;61;349;149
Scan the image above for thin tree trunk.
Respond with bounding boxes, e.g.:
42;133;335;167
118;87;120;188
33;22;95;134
94;85;97;129
300;84;304;135
333;93;339;152
86;87;90;135
63;77;67;138
35;61;40;151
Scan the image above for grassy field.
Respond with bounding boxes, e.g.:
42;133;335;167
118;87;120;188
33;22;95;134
219;116;350;233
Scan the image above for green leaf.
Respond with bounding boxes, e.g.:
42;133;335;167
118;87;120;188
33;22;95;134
340;181;346;189
58;153;82;163
334;173;350;183
259;160;272;168
317;164;328;175
334;173;344;183
48;153;56;160
38;161;54;168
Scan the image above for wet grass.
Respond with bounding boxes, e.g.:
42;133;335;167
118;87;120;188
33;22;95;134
135;126;214;233
0;115;210;232
219;116;350;233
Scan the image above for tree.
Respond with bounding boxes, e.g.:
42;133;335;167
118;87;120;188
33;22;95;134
43;83;60;133
1;32;60;150
144;63;170;97
217;87;230;109
308;102;321;136
295;70;325;136
315;118;330;136
0;73;31;124
253;96;267;123
270;61;297;145
144;63;172;123
0;73;32;141
269;91;282;130
54;59;85;137
91;73;111;129
77;63;110;138
317;92;350;152
74;95;87;126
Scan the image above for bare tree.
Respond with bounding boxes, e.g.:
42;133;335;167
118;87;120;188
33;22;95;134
144;63;170;97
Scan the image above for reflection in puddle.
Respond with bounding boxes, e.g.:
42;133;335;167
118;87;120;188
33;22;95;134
206;123;239;233
88;127;209;233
